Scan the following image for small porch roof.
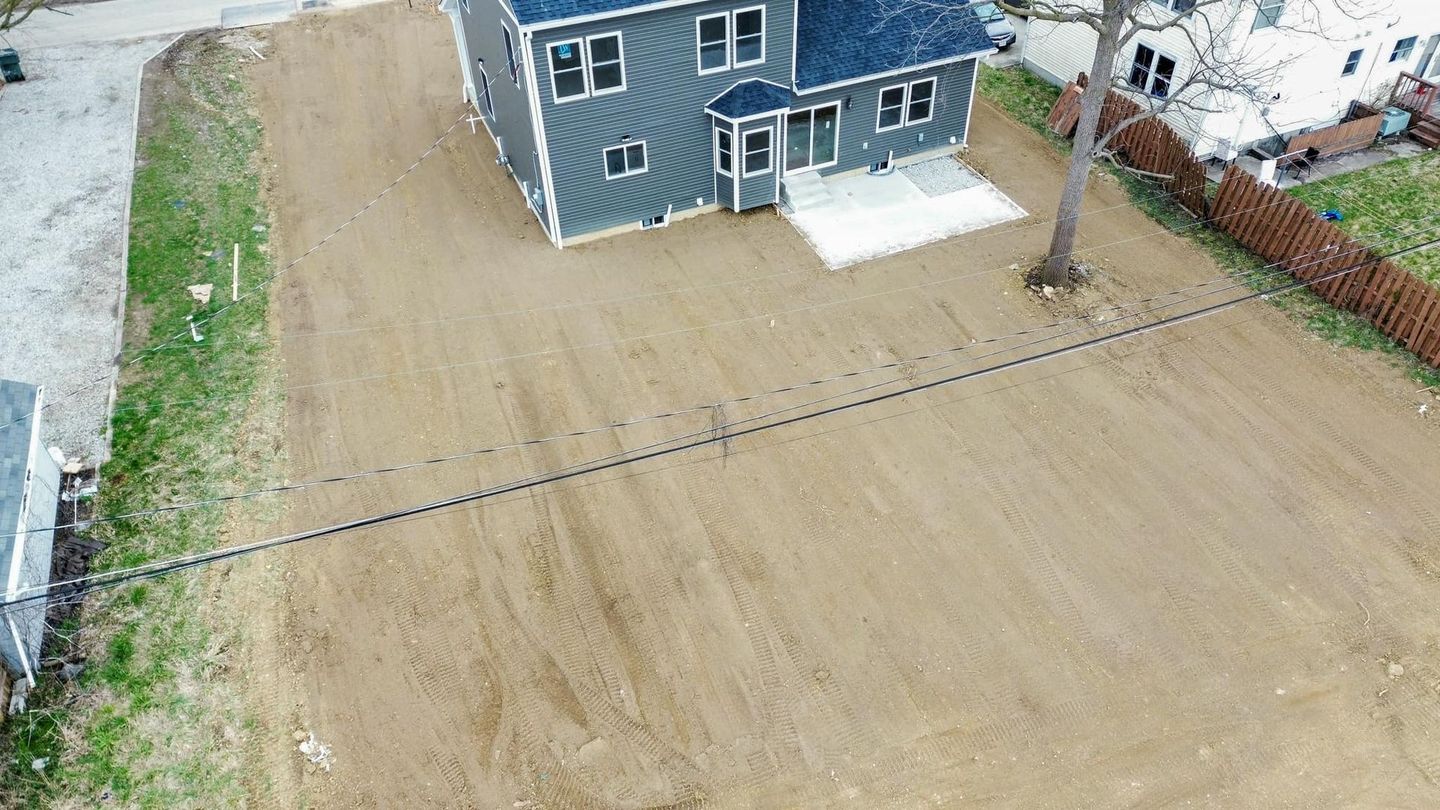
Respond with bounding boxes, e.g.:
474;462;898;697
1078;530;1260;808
705;79;790;122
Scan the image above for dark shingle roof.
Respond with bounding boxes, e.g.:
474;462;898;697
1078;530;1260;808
0;379;40;562
794;0;995;91
706;79;791;119
509;0;659;26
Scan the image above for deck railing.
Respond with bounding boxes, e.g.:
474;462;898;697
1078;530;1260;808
1391;71;1439;122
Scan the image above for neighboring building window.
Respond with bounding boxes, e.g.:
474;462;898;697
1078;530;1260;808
1391;36;1418;63
502;27;519;83
604;142;647;179
743;129;772;176
1128;43;1176;97
1253;0;1283;31
876;85;906;131
906;78;936;124
695;7;765;74
733;7;765;67
1341;48;1363;77
1150;0;1195;11
715;128;733;176
548;39;587;100
548;33;626;102
697;13;729;74
587;33;626;94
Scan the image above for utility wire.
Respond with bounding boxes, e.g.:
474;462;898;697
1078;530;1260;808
5;235;1435;617
9;218;1435;541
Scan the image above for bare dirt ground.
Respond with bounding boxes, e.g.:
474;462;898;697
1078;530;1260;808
239;5;1440;807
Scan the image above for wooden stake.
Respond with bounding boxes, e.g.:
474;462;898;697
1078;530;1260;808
232;243;240;301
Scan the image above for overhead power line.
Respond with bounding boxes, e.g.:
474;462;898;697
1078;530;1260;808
10;219;1432;542
5;235;1435;619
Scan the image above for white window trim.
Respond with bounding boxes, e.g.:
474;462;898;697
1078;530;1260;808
586;31;627;97
547;38;589;104
502;26;519;84
742;126;773;178
1128;42;1177;97
1390;36;1417;63
1253;0;1283;31
714;127;734;177
604;141;648;180
1341;48;1363;77
875;83;907;132
697;12;730;75
904;77;937;126
478;64;495;119
784;102;841;175
732;5;766;69
547;32;626;103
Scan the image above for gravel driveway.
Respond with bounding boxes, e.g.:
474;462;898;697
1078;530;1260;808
0;36;174;461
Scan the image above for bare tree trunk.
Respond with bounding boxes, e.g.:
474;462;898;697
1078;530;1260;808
1041;9;1124;288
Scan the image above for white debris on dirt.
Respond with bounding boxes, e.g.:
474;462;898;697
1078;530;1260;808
786;159;1026;270
187;283;215;305
0;36;175;460
298;731;334;772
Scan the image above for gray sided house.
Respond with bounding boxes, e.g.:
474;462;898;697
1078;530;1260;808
441;0;994;246
0;380;60;687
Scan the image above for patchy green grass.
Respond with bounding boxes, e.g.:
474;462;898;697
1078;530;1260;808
1290;150;1440;288
977;63;1067;149
978;63;1440;389
2;34;282;807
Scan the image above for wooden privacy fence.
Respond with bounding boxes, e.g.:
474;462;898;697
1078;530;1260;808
1047;82;1207;215
1284;113;1381;160
1211;165;1440;366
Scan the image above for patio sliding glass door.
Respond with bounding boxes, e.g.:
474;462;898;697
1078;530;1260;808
785;103;839;174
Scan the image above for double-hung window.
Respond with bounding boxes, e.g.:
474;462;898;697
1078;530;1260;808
1252;0;1283;31
1128;43;1176;97
743;129;772;177
548;32;626;102
875;78;936;132
502;27;519;83
604;142;647;179
1149;0;1195;11
1391;36;1418;63
695;7;765;74
1341;48;1363;77
715;128;733;176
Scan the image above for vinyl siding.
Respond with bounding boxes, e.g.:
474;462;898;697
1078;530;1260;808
531;0;794;239
458;0;549;231
737;115;780;209
805;58;977;178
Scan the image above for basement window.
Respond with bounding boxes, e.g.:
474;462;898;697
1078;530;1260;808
642;213;668;229
1128;43;1176;98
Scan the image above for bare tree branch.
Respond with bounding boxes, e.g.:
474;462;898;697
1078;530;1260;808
1;0;44;34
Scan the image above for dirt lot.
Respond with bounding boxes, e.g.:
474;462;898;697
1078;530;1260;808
238;5;1440;807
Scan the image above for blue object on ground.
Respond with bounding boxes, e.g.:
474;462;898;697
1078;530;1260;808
1321;209;1343;221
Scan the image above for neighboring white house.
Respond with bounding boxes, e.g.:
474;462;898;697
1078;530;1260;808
1022;0;1440;157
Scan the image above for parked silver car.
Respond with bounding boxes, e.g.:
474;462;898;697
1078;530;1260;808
972;2;1017;50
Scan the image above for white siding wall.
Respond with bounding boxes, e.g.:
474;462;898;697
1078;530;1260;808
1021;0;1440;155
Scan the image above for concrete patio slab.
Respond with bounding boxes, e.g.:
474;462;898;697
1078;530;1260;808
785;156;1027;269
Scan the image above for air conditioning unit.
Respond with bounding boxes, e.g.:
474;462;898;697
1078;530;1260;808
1379;106;1411;138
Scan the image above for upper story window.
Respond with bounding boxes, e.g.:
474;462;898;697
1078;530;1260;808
1128;43;1176;98
877;78;937;132
1252;0;1283;31
1149;0;1196;11
695;6;766;75
1341;48;1363;77
1391;36;1418;63
502;27;519;83
548;33;626;102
